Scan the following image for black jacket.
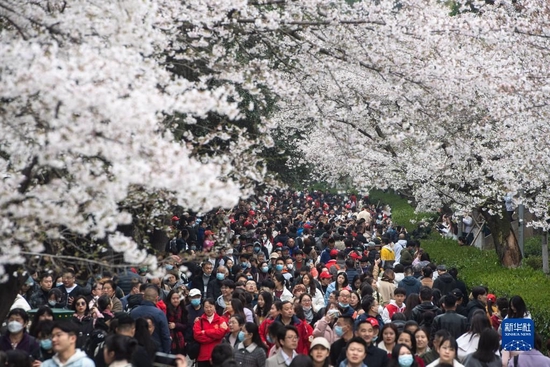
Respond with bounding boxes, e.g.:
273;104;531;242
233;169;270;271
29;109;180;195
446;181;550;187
433;273;457;296
411;302;442;325
431;310;469;340
465;299;486;321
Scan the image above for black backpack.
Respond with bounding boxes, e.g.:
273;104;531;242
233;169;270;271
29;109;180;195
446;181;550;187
84;329;107;358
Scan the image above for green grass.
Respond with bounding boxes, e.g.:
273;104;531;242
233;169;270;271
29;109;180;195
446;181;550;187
370;190;550;343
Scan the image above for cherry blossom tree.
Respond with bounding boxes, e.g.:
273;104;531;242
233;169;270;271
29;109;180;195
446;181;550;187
272;0;550;267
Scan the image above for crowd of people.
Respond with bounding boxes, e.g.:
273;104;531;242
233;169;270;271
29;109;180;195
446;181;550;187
1;191;549;367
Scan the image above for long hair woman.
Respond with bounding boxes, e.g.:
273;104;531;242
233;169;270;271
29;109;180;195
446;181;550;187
165;289;188;354
456;311;491;362
463;328;501;367
255;292;273;324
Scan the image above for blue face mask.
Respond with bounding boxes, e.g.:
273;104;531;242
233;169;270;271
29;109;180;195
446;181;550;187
40;339;52;350
266;335;273;344
237;331;245;342
190;299;201;307
166;265;174;270
334;325;344;337
398;355;414;367
216;273;225;281
254;247;261;253
261;266;269;273
275;264;284;272
241;262;249;269
339;302;349;309
190;246;197;251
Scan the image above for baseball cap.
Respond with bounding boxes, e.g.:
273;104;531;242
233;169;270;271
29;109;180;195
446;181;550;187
270;253;279;259
451;288;464;299
366;317;380;328
189;289;201;297
310;337;331;351
319;271;332;279
205;230;214;236
436;264;447;271
330;249;339;257
487;294;496;303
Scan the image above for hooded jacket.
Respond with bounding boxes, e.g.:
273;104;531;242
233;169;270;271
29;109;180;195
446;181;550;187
42;350;95;367
398;275;421;296
433;273;457;296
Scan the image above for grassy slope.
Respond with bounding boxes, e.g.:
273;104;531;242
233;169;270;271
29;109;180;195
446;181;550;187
369;190;550;342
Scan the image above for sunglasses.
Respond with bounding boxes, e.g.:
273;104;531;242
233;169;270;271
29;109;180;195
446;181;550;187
76;302;86;306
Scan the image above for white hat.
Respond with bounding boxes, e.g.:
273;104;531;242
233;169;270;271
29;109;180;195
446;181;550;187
310;337;331;351
189;289;201;297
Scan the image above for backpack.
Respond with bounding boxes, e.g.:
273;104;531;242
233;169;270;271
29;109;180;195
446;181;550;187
84;329;107;358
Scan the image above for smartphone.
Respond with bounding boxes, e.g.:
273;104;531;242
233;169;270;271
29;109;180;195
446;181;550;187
153;352;178;367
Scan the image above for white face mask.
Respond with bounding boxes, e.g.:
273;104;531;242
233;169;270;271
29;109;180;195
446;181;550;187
48;300;57;306
8;321;24;334
287;264;294;270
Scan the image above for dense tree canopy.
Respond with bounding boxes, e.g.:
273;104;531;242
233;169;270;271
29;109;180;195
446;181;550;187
1;0;550;272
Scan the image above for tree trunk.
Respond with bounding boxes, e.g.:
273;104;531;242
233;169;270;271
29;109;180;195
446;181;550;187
0;265;26;320
481;206;522;268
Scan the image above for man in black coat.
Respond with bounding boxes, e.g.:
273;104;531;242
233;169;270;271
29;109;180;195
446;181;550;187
431;294;468;341
57;269;85;309
411;286;442;325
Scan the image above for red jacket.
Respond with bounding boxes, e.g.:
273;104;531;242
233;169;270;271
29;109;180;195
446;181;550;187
259;317;275;346
192;313;228;361
274;315;313;355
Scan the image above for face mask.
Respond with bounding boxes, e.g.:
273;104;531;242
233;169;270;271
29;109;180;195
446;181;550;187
254;247;261;253
287;264;294;270
8;321;24;334
190;299;201;307
166;265;174;270
399;355;414;367
56;283;63;287
48;300;57;307
40;339;53;350
266;334;273;344
334;325;344;337
261;266;269;273
237;331;245;342
339;302;349;309
275;264;284;272
247;275;253;280
372;335;378;343
216;273;225;281
241;262;249;269
262;236;267;240
190;246;197;251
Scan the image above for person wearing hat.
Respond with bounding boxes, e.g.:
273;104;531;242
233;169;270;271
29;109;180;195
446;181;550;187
309;337;331;367
451;289;468;317
318;271;333;296
433;265;457;297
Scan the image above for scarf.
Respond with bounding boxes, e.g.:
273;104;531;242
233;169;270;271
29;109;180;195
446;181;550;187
303;306;314;323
